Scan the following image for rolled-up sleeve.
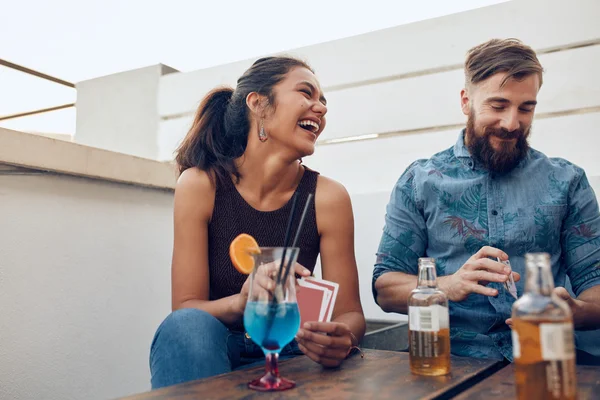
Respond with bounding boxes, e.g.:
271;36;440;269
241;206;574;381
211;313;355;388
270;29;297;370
372;162;428;303
562;170;600;296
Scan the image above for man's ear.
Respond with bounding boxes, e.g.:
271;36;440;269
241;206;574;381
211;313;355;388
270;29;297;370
460;88;471;116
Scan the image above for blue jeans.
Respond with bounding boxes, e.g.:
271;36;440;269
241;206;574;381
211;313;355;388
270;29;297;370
149;308;303;389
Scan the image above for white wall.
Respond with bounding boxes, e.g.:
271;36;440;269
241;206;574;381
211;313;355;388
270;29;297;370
75;64;178;160
0;171;173;400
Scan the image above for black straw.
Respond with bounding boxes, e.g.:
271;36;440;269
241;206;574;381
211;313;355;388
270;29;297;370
280;193;314;285
275;192;299;285
261;193;311;348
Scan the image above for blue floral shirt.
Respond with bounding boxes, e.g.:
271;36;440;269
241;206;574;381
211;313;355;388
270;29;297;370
373;131;600;360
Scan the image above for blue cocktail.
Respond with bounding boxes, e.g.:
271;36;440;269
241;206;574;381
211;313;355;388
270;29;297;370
244;302;300;351
243;247;300;391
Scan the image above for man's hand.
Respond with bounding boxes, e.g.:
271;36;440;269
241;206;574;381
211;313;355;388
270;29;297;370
438;246;520;302
506;287;590;329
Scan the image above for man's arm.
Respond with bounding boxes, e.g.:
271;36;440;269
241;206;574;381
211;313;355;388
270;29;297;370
562;169;600;330
555;286;600;330
373;164;514;314
508;284;600;330
376;247;517;314
372;164;427;313
375;272;417;314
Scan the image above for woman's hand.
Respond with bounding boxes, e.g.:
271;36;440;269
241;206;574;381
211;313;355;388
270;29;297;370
236;262;310;314
295;321;355;368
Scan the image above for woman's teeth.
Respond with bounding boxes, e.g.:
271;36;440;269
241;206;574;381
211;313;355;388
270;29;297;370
298;120;319;132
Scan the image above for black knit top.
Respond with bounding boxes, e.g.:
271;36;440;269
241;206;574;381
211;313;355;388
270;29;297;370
207;167;320;330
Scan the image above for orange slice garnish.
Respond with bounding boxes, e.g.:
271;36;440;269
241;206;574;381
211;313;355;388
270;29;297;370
229;233;260;274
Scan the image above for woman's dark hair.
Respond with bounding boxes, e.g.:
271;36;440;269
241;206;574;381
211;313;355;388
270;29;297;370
175;56;312;185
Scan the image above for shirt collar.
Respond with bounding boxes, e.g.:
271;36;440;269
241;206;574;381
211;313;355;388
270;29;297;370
454;129;472;159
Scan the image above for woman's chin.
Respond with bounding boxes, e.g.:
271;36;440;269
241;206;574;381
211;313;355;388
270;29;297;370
299;143;316;157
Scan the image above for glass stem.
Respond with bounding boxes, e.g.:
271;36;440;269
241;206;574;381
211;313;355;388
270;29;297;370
265;352;280;378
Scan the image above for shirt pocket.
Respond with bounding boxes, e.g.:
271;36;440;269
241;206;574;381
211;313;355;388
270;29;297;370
516;204;567;252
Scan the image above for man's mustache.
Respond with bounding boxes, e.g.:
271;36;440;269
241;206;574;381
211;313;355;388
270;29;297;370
484;128;524;140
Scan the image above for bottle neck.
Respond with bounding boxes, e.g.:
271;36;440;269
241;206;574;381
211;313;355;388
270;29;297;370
525;253;555;296
417;263;438;289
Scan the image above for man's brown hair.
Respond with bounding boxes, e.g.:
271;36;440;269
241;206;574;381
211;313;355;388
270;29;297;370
464;38;544;88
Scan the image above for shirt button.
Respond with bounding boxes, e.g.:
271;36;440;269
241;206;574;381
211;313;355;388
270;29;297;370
468;161;473;167
492;210;499;216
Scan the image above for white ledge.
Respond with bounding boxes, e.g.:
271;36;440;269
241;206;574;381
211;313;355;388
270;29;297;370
0;128;177;190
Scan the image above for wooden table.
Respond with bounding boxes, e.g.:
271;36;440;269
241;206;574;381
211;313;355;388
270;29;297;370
454;363;600;400
120;349;504;400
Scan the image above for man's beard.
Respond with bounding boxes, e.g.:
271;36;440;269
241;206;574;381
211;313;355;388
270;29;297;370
465;114;531;174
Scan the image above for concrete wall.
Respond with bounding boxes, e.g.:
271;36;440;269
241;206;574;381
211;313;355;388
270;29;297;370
75;64;178;160
0;170;173;400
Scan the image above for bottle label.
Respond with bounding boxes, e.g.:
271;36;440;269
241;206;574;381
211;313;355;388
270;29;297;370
512;329;521;359
540;323;575;360
409;305;448;332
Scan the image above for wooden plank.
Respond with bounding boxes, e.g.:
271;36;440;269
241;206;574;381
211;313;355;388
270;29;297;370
118;350;503;400
454;363;600;400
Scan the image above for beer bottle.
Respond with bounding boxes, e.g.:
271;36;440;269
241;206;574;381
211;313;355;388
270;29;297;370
511;253;577;400
408;257;451;376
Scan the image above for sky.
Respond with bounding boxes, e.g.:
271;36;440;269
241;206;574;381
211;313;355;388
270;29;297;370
0;0;508;135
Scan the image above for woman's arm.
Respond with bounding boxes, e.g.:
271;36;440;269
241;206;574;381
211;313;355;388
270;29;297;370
295;175;366;366
171;168;245;325
317;176;365;340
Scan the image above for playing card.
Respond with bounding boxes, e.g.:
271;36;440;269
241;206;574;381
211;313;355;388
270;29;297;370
296;277;339;326
296;281;328;327
303;277;339;322
498;258;518;299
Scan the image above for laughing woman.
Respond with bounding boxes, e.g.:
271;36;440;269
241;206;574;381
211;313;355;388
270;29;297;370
149;56;365;389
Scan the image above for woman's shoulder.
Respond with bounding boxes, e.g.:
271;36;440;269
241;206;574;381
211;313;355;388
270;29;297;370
316;173;349;196
301;165;347;197
177;167;215;192
313;174;354;236
174;167;216;220
315;174;352;209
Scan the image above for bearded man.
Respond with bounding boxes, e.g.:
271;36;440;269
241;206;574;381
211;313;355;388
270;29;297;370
372;38;600;362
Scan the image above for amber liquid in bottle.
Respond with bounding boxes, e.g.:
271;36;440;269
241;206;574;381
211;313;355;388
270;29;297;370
511;253;577;400
408;258;451;376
